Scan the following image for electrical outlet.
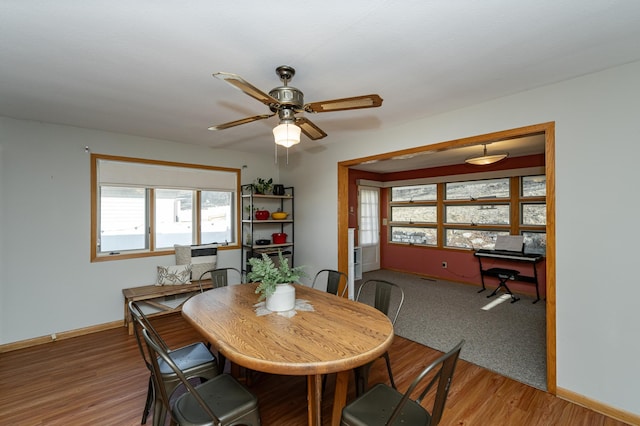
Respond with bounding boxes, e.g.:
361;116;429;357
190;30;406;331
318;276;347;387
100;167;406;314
441;261;448;268
51;333;57;341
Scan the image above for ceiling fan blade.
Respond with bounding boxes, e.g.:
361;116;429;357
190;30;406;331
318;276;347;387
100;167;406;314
296;117;327;140
208;113;275;131
304;94;383;113
213;72;280;107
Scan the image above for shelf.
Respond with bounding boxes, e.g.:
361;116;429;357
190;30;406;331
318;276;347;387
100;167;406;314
242;219;294;224
241;194;293;199
244;243;294;250
241;184;294;271
354;246;362;280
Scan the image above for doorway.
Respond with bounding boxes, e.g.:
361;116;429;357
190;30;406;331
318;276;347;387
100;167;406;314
358;185;381;272
336;122;556;394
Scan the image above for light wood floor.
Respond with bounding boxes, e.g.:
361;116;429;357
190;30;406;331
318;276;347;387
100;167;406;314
0;313;627;426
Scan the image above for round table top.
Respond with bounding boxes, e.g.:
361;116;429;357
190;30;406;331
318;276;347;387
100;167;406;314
182;283;394;375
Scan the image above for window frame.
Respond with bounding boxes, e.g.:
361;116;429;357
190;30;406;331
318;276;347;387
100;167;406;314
91;154;241;262
388;174;546;254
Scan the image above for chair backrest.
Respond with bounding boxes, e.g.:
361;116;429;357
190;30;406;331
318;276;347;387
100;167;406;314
311;269;348;297
141;328;220;424
198;267;244;292
355;279;405;325
129;300;171;368
389;340;465;426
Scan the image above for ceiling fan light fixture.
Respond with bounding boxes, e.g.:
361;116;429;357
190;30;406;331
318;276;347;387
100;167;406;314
273;122;301;148
465;144;508;165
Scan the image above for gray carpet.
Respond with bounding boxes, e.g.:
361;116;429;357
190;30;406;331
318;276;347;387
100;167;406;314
359;269;547;390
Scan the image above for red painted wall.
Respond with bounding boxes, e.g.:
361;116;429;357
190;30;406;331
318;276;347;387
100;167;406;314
350;154;547;298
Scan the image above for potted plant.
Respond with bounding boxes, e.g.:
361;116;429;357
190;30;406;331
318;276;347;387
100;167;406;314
247;252;307;312
244;204;257;219
252;177;273;195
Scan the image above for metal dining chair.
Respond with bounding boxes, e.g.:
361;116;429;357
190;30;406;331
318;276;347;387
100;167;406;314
341;340;465;426
129;301;219;426
142;328;261;426
311;269;349;297
354;279;405;395
197;267;244;292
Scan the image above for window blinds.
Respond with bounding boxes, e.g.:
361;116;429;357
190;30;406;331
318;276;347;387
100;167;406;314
97;158;237;191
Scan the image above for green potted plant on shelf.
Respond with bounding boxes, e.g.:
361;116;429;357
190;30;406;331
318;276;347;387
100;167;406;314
247;252;307;312
252;177;273;195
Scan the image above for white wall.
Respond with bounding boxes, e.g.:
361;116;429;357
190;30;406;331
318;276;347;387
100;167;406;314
281;60;640;416
0;118;278;343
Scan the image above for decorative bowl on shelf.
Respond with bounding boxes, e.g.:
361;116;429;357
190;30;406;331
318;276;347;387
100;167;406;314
271;211;288;220
272;233;287;244
255;210;270;220
255;239;270;246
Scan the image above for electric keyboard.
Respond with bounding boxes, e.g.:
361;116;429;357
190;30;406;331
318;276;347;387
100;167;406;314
475;249;542;262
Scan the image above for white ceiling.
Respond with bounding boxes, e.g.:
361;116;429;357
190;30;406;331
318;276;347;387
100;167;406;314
2;1;640;172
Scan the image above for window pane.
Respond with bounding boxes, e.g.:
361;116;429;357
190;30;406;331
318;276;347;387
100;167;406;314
201;191;235;244
523;231;547;255
155;189;194;248
446;178;509;200
445;229;510;249
391;184;436;201
391;206;436;223
522;175;546;197
360;188;380;245
99;186;147;252
522;203;546;225
391;226;437;245
445;204;510;225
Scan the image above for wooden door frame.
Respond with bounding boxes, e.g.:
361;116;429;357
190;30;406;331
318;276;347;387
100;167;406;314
337;121;556;393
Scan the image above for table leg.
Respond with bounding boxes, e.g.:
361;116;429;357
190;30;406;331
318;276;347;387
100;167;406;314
307;374;322;426
331;370;350;426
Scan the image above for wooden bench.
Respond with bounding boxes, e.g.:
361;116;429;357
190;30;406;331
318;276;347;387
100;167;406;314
122;281;213;335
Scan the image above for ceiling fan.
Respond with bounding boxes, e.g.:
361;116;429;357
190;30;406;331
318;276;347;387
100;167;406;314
208;65;383;144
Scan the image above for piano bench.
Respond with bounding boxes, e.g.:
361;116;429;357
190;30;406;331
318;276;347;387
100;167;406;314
486;267;520;280
485;268;520;303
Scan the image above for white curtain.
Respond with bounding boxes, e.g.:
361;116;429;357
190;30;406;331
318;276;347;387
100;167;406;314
359;187;379;246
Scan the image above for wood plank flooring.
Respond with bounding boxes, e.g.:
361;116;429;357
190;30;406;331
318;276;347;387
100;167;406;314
0;313;628;425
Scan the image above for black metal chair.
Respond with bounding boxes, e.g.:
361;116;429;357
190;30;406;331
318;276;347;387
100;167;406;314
142;328;261;426
311;269;349;297
129;301;219;426
311;269;349;390
196;267;245;372
341;340;465;426
354;279;405;395
197;267;244;292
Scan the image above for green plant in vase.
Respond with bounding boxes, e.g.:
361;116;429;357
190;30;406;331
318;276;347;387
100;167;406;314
252;177;273;195
247;252;307;301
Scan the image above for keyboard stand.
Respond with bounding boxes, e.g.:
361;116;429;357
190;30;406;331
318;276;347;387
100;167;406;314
485;268;520;303
474;250;543;304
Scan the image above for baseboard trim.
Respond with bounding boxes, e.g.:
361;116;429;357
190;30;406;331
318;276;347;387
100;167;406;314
0;320;124;353
557;387;639;425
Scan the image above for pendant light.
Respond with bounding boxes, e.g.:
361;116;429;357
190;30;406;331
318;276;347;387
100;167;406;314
465;144;508;165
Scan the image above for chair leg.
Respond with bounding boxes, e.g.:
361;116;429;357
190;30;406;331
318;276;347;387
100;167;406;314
152;394;166;426
354;362;373;396
382;351;397;389
141;376;153;424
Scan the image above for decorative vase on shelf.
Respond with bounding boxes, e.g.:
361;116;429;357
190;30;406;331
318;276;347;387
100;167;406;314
266;283;296;312
255;210;270;220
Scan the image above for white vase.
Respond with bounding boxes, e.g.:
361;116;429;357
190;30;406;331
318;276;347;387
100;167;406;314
266;283;296;312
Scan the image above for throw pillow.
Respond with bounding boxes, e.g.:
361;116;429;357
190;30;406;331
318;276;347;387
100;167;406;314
156;264;192;286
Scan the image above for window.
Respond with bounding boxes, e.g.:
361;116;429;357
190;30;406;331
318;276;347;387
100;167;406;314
389;183;437;245
359;187;380;246
92;154;240;261
388;174;546;254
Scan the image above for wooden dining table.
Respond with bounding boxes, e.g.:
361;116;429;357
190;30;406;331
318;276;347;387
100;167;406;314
182;283;394;426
